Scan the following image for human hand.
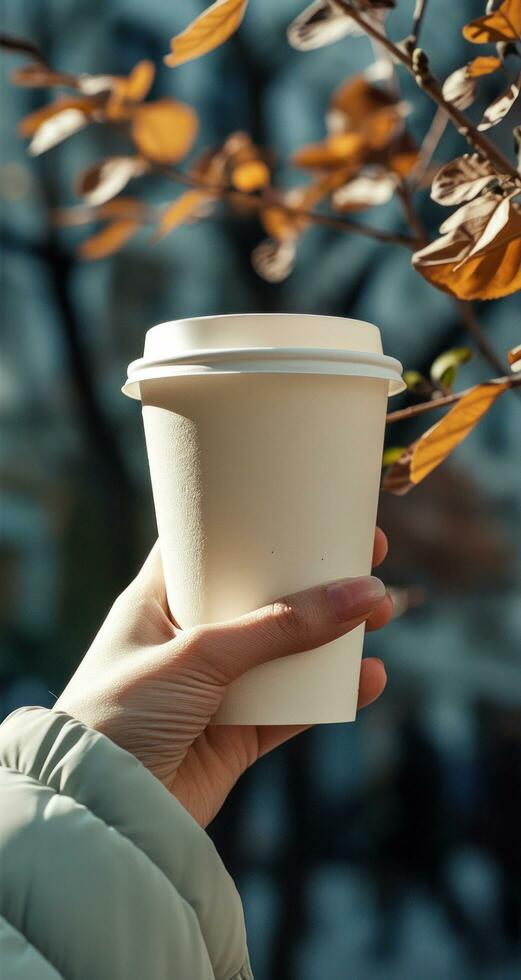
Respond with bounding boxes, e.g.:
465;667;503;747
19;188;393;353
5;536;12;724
55;530;392;828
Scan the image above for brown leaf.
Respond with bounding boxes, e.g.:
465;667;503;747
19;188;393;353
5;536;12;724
329;74;397;130
78;220;141;260
508;343;521;368
478;74;520;131
441;66;477;110
388;133;419;177
251;239;296;282
18;96;97;137
130;99;198;164
115;60;155;103
53;197;150;227
76;156;149;206
468;55;502;77
332;169;396;211
287;0;391;51
10;64;75;87
413;196;521;300
431;154;500;206
154;189;213;240
0;33;47;64
165;0;248;68
293;132;366;169
384;381;511;494
463;0;521;43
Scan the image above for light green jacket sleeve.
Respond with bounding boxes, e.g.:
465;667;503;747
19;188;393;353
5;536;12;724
0;707;253;980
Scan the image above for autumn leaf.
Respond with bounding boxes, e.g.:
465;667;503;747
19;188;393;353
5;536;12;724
130;99;198;164
441;67;475;110
383;381;511;494
463;0;521;44
468;55;502;77
76;156;149;206
78;220;141;260
115;60;155;103
164;0;248;68
251;239;296;282
331;169;397;211
154;189;214;240
413;195;521;300
18;96;98;138
53;196;150;226
431;154;501;206
287;0;391;51
293;132;366;169
478;74;520;131
508;343;521;369
10;64;75;87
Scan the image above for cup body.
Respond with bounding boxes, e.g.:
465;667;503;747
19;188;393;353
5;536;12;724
140;368;388;724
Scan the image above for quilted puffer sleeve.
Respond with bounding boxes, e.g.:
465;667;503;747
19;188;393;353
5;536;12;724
0;707;253;980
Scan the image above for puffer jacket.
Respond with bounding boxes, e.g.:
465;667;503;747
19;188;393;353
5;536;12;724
0;706;253;980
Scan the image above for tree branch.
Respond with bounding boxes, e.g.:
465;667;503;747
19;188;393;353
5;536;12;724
334;1;519;179
454;300;509;377
410;0;430;46
386;375;521;424
410;106;448;189
163;166;418;248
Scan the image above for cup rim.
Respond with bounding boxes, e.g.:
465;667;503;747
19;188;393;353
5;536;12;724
123;345;405;399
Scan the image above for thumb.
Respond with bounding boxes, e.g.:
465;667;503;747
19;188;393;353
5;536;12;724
185;574;387;685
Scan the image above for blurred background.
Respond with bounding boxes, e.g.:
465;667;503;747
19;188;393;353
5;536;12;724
1;1;520;977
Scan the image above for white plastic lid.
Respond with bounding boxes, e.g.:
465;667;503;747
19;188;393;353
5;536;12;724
123;313;405;398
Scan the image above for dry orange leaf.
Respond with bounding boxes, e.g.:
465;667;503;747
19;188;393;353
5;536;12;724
117;60;155;102
130;99;198;164
11;64;75;87
330;75;396;129
164;0;248;68
79;220;141;260
468;55;502;77
463;0;521;43
508;343;521;367
154;189;212;239
231;159;270;192
384;381;511;494
413;198;521;301
293;132;365;169
18;97;96;137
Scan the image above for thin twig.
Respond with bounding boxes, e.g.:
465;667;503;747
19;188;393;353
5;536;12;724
334;1;519;179
410;107;448;189
454;300;509;376
162;166;418;248
410;0;430;45
396;181;428;246
386;375;521;424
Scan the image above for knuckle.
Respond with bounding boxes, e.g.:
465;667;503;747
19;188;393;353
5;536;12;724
268;599;306;644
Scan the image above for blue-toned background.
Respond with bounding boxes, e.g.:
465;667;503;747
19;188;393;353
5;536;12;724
1;1;521;977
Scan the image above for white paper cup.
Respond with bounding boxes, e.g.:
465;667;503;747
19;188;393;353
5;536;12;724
124;314;404;724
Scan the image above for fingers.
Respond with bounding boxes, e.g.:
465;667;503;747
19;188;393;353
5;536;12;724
186;574;387;685
372;526;388;568
365;590;393;632
254;656;387;758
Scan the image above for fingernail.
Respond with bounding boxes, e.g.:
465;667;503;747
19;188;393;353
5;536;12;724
326;576;386;622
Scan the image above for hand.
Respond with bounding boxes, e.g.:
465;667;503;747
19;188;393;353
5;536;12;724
55;530;392;827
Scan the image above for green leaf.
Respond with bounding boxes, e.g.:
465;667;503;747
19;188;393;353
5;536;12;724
382;446;407;467
430;346;472;390
403;370;433;397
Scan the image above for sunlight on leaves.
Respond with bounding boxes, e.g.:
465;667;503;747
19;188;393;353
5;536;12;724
431;155;500;207
77;156;149;206
79;219;141;259
154;189;214;240
413;195;521;300
478;74;520;131
463;0;521;44
383;381;511;494
165;0;248;68
130;99;198;164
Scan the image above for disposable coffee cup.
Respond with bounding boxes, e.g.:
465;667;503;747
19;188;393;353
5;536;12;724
123;314;404;724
